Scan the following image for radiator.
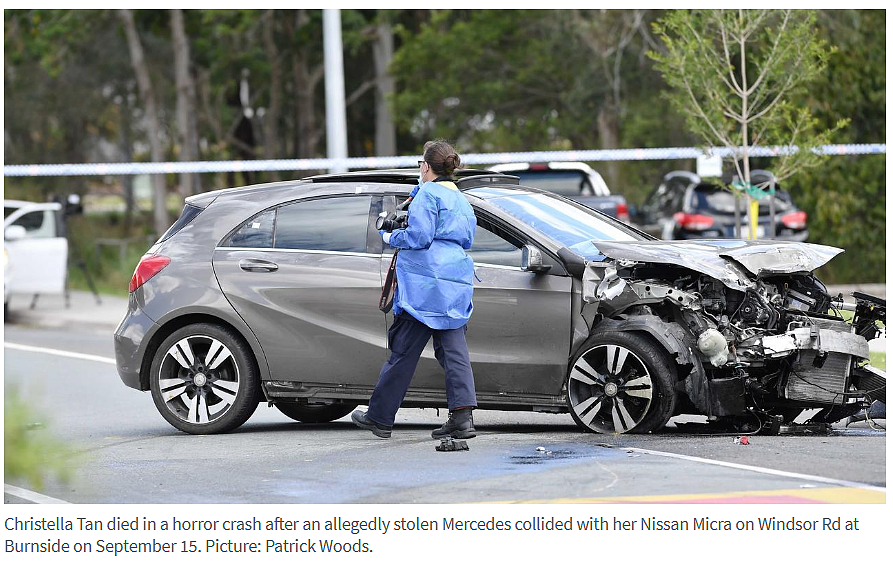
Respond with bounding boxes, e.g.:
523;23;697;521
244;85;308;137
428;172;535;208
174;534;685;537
784;317;853;405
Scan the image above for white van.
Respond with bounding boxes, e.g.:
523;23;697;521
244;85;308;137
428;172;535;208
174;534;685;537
4;200;69;311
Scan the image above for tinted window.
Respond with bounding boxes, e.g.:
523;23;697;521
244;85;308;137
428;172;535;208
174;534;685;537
514;171;590;196
274;196;371;252
691;185;791;215
11;210;45;232
467;221;523;267
226;209;275;248
159;204;203;243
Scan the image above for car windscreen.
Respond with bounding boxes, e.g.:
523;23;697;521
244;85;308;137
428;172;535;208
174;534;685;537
511;171;589;196
691;184;792;215
484;192;644;260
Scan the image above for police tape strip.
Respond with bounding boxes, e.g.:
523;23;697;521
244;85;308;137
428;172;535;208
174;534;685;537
3;143;885;177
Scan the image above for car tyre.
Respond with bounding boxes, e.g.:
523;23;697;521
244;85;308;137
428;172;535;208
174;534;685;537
566;331;676;434
149;323;260;435
274;402;356;424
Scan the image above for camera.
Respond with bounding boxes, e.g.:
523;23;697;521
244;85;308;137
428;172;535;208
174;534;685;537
376;210;408;232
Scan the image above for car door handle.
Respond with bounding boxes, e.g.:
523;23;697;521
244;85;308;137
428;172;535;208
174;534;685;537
239;258;278;272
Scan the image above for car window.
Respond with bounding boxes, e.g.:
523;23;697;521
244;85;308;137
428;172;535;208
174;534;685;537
158;204;203;243
467;220;523;267
513;171;589;196
274;196;371;253
11;210;55;238
4;206;19;219
691;185;791;215
225;209;276;248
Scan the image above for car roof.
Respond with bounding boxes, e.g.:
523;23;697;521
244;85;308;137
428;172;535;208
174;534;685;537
3;199;62;210
186;169;521;207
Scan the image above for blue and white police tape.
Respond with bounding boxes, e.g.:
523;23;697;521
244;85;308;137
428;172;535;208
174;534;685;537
3;143;885;177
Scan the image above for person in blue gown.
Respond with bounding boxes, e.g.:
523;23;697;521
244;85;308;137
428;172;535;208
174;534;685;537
352;140;479;439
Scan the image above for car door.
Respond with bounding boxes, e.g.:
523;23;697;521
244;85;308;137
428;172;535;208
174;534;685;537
381;206;573;398
212;195;388;386
3;205;68;294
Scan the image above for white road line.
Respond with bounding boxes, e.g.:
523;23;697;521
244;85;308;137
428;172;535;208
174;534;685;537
5;484;70;504
4;342;116;364
622;446;886;493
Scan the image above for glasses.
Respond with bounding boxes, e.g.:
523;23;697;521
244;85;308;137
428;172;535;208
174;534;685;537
417;160;425;167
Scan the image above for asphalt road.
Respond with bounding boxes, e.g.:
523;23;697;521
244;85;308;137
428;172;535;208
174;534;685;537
3;324;886;504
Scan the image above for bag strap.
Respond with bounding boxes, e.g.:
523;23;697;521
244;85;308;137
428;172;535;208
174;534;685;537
379;249;399;313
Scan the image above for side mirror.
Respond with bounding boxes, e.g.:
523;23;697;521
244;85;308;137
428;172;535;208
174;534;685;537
4;225;26;241
521;245;551;273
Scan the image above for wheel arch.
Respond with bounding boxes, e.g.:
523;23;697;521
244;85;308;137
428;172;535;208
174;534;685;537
588;315;711;414
139;311;268;400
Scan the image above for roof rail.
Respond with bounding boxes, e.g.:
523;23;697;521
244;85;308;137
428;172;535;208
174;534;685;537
455;173;519;189
306;168;519;187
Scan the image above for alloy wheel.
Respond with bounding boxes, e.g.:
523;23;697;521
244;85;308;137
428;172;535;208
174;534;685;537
568;344;654;434
157;335;241;425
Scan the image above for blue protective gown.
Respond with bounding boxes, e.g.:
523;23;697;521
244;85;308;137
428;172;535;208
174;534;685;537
387;180;476;330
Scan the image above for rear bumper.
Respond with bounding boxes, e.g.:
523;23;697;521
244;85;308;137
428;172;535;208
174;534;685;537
113;295;158;390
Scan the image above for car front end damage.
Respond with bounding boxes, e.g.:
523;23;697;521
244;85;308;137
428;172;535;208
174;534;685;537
576;240;885;433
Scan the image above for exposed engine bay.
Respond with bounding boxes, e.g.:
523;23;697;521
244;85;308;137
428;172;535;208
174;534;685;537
579;240;885;434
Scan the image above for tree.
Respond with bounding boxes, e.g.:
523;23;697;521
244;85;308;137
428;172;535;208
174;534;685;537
650;10;844;238
170;9;202;197
118;8;170;236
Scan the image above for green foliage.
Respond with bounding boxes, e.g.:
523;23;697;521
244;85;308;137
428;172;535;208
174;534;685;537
787;10;885;282
3;9;885;281
650;10;843;186
5;386;74;490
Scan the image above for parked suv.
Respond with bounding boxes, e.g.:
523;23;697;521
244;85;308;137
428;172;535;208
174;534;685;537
635;170;808;241
115;170;880;437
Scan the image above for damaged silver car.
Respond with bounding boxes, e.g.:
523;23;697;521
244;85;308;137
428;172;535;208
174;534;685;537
114;170;885;435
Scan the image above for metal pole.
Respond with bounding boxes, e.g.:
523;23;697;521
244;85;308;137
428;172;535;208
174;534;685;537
768;174;776;240
323;9;348;173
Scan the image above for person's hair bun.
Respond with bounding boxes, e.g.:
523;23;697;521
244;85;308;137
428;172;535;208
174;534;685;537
423;139;461;176
444;153;461;175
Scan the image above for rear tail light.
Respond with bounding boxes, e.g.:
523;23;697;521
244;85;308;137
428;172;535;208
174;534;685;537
129;254;171;293
528;163;548;171
616;202;630;223
674;212;715;231
781;211;807;230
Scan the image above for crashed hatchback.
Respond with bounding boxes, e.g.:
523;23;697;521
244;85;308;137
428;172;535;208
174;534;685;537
114;170;885;435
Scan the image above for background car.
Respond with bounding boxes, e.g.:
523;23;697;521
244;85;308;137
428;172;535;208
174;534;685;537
634;170;809;240
488;162;630;222
3;200;69;305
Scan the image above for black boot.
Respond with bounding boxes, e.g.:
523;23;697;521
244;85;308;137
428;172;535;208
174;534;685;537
431;408;476;439
351;410;392;438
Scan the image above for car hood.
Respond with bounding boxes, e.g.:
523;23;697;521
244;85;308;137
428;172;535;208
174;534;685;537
590;239;843;291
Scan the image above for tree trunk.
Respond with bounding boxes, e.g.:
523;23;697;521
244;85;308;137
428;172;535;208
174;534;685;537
118;9;169;237
372;22;396;157
262;9;282;181
596;104;621;190
291;10;324;161
171;9;202;198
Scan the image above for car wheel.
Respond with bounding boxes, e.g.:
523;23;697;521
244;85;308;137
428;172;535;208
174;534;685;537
274;403;356;423
149;323;260;435
566;331;676;434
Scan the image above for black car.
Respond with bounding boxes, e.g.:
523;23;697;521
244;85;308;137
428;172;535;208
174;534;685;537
636;170;808;241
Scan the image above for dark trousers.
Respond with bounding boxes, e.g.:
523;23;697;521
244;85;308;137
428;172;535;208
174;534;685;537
367;314;477;427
